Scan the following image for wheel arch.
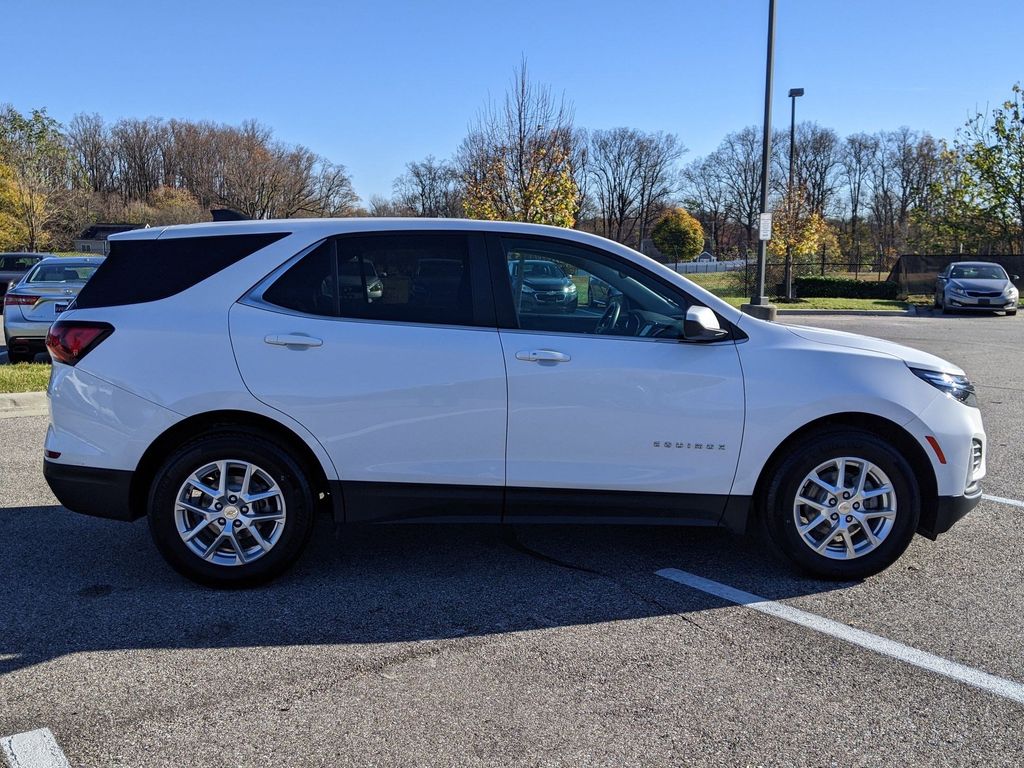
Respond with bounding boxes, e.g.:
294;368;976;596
128;410;338;521
742;412;938;535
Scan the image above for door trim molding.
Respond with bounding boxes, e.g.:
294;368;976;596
332;480;749;530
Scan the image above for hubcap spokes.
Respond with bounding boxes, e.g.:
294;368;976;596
174;460;287;567
793;457;896;560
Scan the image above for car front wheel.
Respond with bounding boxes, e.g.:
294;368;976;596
762;430;920;579
147;430;315;587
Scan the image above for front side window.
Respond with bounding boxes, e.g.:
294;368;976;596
263;233;477;327
500;237;690;339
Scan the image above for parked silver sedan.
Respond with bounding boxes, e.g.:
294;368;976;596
934;261;1019;315
2;256;104;362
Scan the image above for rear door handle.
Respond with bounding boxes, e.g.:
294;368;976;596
515;349;571;363
264;334;323;348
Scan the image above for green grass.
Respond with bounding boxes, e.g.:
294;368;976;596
682;271;744;296
682;271;907;311
0;362;51;393
717;296;907;311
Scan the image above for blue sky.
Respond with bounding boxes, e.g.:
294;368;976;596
6;0;1023;202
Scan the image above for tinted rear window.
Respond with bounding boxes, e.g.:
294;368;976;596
74;233;288;309
262;233;477;326
27;263;99;283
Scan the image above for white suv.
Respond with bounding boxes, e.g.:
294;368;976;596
43;220;985;587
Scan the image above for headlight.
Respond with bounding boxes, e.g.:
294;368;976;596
1004;284;1018;296
949;283;967;296
520;285;535;295
910;367;977;407
564;283;576;293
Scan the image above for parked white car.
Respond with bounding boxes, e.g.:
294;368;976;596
43;220;985;586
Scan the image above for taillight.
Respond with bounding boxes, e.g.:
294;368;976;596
4;293;37;307
46;320;114;366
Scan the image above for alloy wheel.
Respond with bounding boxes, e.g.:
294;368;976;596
174;459;287;566
792;456;897;560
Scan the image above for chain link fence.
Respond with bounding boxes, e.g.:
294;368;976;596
890;255;1024;295
731;257;895;298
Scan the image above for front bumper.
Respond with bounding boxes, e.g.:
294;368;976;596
43;460;139;521
918;487;983;539
946;293;1016;310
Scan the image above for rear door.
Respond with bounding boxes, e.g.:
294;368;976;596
230;231;508;522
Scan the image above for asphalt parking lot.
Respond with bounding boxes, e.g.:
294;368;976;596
1;311;1022;767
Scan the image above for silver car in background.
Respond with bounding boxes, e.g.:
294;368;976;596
2;256;104;362
935;261;1019;315
0;252;47;300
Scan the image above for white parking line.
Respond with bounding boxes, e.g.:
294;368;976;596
0;728;70;768
983;494;1024;509
656;568;1024;706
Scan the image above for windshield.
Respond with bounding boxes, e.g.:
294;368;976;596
950;265;1007;280
512;261;566;279
26;262;100;283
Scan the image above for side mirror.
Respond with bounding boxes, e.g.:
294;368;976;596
682;306;729;342
1012;274;1020;281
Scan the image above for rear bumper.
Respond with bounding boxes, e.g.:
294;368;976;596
4;337;47;357
43;460;139;521
918;488;983;540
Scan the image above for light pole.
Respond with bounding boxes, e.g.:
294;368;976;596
745;0;776;319
784;87;804;299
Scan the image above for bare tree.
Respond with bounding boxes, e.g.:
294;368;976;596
840;133;878;263
588;127;645;243
393;155;463;217
634;131;683;246
794;123;842;216
587;128;683;247
68;113;114;194
110;117;167;204
681;154;733;253
716;126;765;252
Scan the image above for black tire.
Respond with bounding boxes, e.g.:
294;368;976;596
1007;310;1017;316
761;429;920;580
6;349;32;364
933;293;941;309
147;430;315;588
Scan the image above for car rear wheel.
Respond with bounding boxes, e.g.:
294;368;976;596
6;349;32;364
762;430;920;579
147;431;315;587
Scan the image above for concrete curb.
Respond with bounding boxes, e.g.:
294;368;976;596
0;390;48;418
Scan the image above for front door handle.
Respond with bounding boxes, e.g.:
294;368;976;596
264;334;323;348
515;349;571;363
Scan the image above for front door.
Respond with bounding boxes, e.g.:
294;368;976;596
230;231;507;522
492;235;745;524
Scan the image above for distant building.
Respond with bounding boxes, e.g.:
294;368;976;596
73;224;141;255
